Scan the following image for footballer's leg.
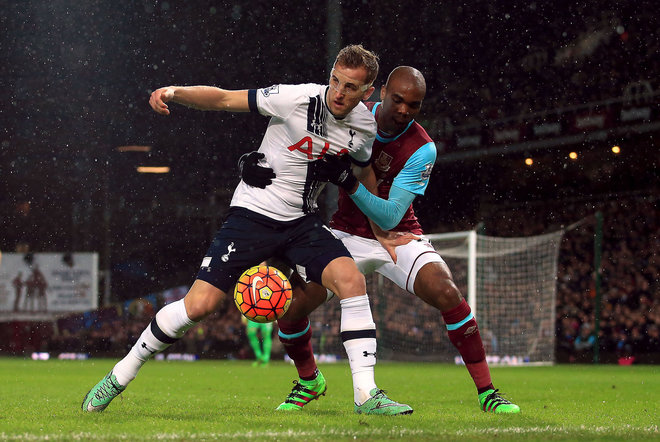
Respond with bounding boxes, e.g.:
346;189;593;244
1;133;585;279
323;257;412;415
245;320;265;366
413;260;520;414
82;280;223;412
259;322;273;366
283;220;410;415
276;279;328;410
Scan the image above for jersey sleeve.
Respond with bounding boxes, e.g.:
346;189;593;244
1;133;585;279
349;184;416;231
391;141;437;196
349;135;374;167
250;84;307;119
347;103;377;166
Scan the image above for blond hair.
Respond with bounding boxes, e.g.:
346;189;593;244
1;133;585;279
333;44;379;86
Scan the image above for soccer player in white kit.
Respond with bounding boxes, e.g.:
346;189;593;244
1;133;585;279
242;66;520;414
81;45;412;415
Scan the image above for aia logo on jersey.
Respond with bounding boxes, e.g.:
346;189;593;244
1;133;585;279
374;151;392;172
261;85;279;97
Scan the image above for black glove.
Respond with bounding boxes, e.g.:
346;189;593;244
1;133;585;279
309;154;358;192
238;151;276;189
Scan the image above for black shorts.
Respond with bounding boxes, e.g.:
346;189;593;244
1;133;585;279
196;207;351;292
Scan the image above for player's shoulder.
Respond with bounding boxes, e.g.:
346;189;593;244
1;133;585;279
257;83;324;101
346;101;377;136
410;128;437;162
291;82;326;95
399;121;435;158
399;122;436;165
409;120;434;144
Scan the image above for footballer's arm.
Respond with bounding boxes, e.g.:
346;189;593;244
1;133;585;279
349;165;415;231
149;86;250;115
353;164;418;260
348;142;435;231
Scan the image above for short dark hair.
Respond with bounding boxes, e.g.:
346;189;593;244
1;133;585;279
333;44;379;86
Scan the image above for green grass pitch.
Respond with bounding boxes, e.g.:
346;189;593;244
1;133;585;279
1;357;658;440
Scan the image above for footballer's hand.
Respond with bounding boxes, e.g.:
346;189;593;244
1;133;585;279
309;154;358;192
376;231;421;263
239;151;276;188
149;87;175;115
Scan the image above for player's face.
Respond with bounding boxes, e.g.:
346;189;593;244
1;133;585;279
378;79;424;135
326;64;374;118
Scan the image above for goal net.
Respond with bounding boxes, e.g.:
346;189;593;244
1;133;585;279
308;229;564;364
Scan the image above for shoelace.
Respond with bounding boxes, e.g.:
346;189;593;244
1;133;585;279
366;389;391;407
285;381;313;403
483;389;512;410
94;378;122;401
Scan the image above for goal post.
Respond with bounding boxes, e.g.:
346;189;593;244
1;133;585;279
430;230;564;364
308;229;565;365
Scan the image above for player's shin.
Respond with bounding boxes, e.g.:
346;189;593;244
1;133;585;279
112;299;197;386
261;329;273;363
278;317;317;379
442;299;493;392
340;295;378;405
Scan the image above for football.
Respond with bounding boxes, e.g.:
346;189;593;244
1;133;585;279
233;265;292;323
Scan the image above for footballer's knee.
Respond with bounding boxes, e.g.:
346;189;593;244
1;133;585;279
414;262;463;311
183;279;226;321
329;271;366;300
321;257;366;299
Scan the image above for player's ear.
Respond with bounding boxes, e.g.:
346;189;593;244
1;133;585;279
379;85;387;101
362;85;376;101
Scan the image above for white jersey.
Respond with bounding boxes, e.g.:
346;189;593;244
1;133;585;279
230;83;376;221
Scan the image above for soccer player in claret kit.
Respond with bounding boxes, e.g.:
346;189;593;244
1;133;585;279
241;66;520;414
82;44;412;415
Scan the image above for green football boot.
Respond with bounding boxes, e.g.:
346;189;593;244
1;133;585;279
478;389;520;414
81;371;126;412
276;371;327;411
354;388;413;415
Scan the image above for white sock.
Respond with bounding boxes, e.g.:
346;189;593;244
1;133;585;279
340;294;378;405
113;299;196;386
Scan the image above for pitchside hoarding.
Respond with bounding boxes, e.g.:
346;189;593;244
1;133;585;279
0;253;98;320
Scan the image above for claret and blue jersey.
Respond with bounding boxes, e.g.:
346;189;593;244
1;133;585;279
330;101;437;238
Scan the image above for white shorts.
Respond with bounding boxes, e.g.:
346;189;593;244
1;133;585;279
334;229;445;295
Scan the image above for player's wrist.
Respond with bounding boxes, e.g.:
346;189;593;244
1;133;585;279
337;167;358;192
345;177;359;194
349;182;368;200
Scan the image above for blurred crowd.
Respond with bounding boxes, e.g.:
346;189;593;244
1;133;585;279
552;196;659;363
47;299;250;361
484;194;659;363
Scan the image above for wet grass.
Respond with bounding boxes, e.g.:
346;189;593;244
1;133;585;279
0;357;658;440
